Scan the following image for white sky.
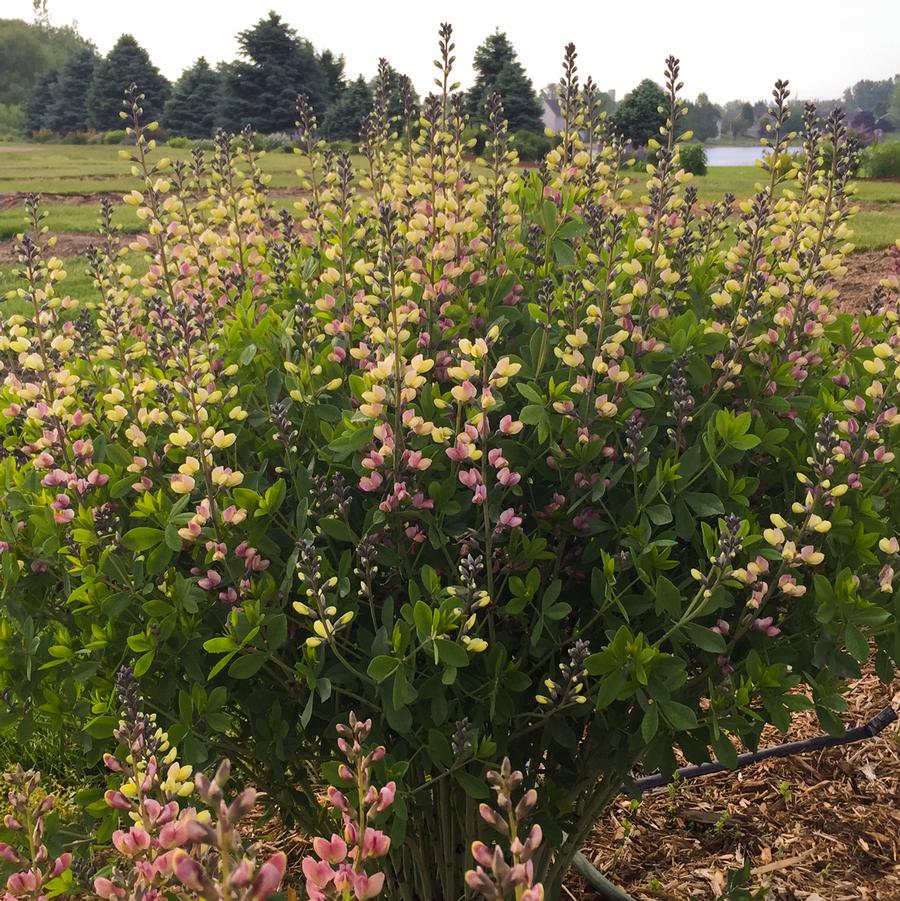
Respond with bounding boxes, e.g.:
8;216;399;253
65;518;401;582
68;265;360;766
5;0;900;104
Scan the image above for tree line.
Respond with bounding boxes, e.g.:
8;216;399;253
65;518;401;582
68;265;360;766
1;9;898;145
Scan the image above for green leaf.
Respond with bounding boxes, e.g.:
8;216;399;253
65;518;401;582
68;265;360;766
595;671;627;709
239;343;258;365
626;389;655;410
164;523;183;552
681;622;726;653
318;517;356;543
368;655;400;683
413;601;433;641
326;425;375;461
684;492;726;517
133;650;155;677
264;479;287;514
844;623;868;663
641;703;659;743
454;771;490;799
658;699;698;731
654;576;682;617
122;527;165;552
228;652;266;679
435;639;468;669
552;238;575;267
427;729;452;769
203;636;238;653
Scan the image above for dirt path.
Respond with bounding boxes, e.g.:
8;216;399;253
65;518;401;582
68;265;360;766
0;232;113;264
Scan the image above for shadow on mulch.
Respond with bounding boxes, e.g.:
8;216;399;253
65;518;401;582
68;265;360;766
573;671;899;899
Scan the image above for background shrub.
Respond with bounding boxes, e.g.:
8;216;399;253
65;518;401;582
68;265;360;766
861;140;900;178
102;128;128;144
678;141;707;175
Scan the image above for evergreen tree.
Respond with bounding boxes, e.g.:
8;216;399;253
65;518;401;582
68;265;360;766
87;34;169;130
612;79;667;146
466;30;542;132
318;49;346;109
163;57;221;138
217;12;330;133
682;93;720;142
322;75;373;140
47;47;97;133
23;67;58;134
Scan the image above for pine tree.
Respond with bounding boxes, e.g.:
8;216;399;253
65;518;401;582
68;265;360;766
322;75;373;141
23;67;58;134
86;34;170;131
163;57;221;138
217;12;329;133
612;79;667;146
318;49;346;110
466;31;542;132
47;48;98;133
682;93;720;142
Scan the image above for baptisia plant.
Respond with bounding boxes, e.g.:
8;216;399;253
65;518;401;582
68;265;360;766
1;24;899;900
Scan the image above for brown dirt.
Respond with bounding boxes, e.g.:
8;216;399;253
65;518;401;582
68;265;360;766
836;250;897;314
0;232;117;264
573;670;900;900
0;190;124;208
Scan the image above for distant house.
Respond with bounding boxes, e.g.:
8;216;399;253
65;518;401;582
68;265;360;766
542;95;563;133
542;89;615;133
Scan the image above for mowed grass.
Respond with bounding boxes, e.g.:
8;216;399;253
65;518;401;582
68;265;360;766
1;146;897;305
0;143;351;195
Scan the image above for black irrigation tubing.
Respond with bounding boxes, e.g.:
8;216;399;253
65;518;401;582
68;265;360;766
571;705;898;901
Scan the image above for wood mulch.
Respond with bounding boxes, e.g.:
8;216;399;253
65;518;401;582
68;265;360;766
571;670;900;900
835;250;898;314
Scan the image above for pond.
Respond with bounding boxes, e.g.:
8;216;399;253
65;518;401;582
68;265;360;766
704;145;768;166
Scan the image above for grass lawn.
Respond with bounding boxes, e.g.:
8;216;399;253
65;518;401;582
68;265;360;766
0;143;355;195
1;146;897;302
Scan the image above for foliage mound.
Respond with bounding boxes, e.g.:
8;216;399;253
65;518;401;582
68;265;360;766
861;139;900;179
1;27;899;901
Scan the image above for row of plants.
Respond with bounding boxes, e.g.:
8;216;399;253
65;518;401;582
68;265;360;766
1;25;899;900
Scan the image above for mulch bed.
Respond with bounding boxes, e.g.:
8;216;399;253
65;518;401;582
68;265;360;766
834;250;897;314
572;670;900;900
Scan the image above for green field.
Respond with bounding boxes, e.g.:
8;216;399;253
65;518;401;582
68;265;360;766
1;144;898;301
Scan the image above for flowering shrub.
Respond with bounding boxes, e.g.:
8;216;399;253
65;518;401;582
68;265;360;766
1;27;899;900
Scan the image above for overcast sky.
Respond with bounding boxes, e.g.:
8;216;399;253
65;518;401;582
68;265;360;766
6;0;900;103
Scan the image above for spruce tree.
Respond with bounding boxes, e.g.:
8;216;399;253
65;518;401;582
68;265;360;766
217;12;329;133
466;30;542;132
163;57;221;138
23;67;58;134
47;48;98;133
612;79;667;146
322;75;373;140
87;34;170;130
